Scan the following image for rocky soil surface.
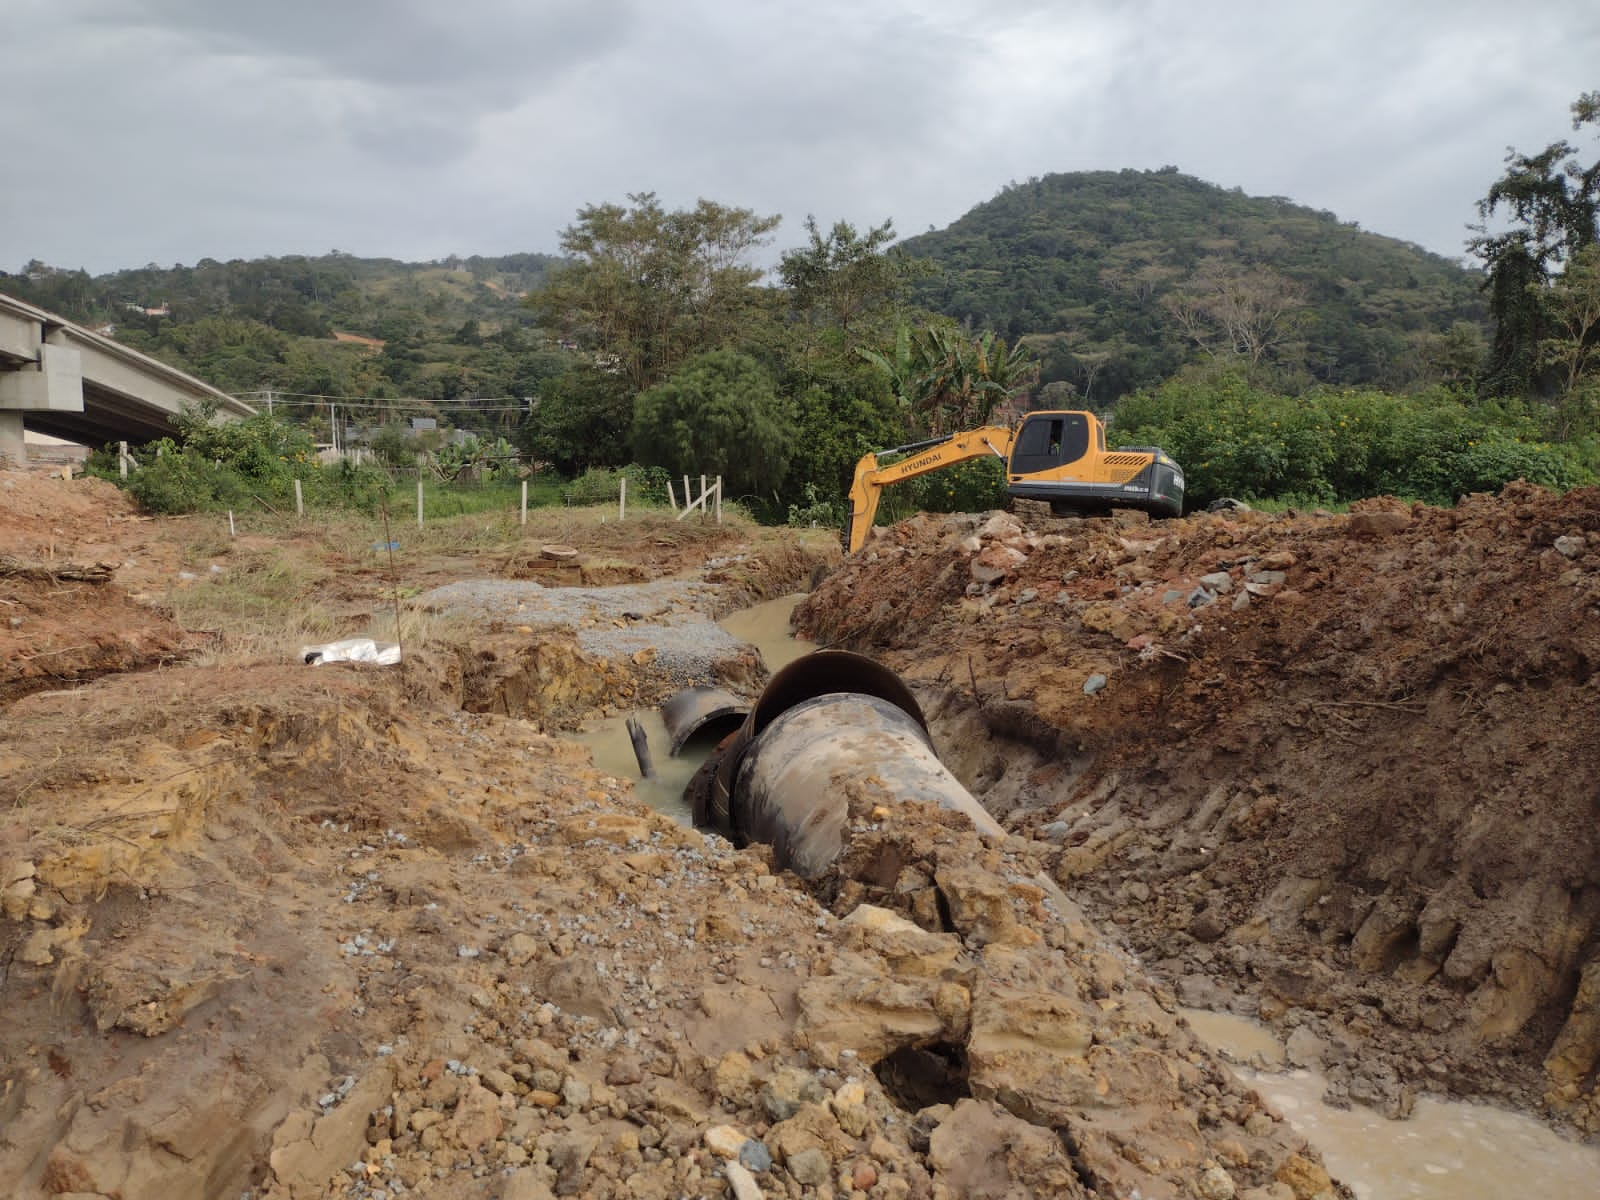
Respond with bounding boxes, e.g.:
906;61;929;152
798;485;1600;1139
4;465;1594;1199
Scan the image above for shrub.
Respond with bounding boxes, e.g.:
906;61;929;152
1113;372;1593;507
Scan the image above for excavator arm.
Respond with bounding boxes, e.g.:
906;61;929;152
846;425;1017;554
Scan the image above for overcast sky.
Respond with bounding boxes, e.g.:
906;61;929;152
2;1;1596;276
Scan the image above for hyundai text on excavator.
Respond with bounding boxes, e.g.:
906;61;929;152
846;409;1184;554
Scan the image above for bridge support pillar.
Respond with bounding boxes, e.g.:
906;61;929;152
0;410;23;466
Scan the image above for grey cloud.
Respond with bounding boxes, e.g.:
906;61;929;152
86;0;636;95
2;0;1597;272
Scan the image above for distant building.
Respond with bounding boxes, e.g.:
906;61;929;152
409;417;437;432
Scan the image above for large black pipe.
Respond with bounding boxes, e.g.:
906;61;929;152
685;650;1002;876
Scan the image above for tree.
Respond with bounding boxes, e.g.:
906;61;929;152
784;369;904;509
517;364;634;476
1539;243;1600;436
631;350;795;498
778;217;929;349
1164;261;1308;366
530;193;780;394
1473;91;1600;398
860;324;1039;434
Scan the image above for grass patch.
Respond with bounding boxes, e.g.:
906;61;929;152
161;545;342;665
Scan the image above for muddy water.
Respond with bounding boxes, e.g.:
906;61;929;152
1184;1009;1600;1199
716;592;817;671
576;594;815;820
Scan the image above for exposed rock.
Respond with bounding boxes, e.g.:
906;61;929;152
1198;1163;1239;1200
971;545;1027;585
837;904;964;976
502;932;542;966
927;1098;1088;1199
1285;1027;1326;1069
449;1080;504;1151
760;1067;826;1123
1274;1153;1334;1200
786;1146;831;1186
723;1159;764;1200
269;1067;394;1198
1189;906;1229;943
544;1130;601;1196
935;865;1039;948
978;512;1024;541
704;1124;748;1159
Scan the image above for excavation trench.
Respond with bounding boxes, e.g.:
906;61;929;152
580;593;1600;1200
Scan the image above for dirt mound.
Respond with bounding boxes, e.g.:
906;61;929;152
0;471;142;559
0;469;1357;1198
799;487;1600;1132
1;665;1345;1200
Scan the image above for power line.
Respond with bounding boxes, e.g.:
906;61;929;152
236;389;533;404
259;400;527;414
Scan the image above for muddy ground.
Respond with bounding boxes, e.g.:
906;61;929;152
1;468;1594;1199
798;486;1600;1136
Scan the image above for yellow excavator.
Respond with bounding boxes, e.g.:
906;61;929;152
846;409;1184;553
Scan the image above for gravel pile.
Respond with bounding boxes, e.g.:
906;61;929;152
418;578;752;685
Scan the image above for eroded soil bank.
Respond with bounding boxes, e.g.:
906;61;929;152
797;484;1600;1140
2;467;1594;1199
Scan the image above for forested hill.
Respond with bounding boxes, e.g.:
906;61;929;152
0;251;569;401
2;172;1489;408
899;168;1487;401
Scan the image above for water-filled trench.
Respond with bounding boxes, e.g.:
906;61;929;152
576;594;1600;1196
574;593;815;817
1183;1009;1600;1199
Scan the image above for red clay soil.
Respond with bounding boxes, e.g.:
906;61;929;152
798;484;1600;1134
2;468;1352;1200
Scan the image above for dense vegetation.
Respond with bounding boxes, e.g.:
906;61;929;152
899;168;1489;403
12;102;1600;524
1113;371;1588;509
2;251;572;414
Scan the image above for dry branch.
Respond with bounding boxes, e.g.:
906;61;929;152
0;556;116;584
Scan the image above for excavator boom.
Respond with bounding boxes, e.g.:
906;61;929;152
847;425;1016;554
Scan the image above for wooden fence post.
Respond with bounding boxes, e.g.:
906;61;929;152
715;475;722;524
294;479;304;518
619;476;627;521
416;478;424;529
520;479;528;526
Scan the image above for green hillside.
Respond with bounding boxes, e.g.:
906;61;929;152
900;168;1487;401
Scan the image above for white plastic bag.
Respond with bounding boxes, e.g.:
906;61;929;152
300;637;402;666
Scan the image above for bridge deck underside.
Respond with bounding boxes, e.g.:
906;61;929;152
25;382;182;446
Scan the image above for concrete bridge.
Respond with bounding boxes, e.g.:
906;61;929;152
0;291;253;465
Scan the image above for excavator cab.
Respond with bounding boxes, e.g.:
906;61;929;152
1005;410;1183;519
1008;411;1092;475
